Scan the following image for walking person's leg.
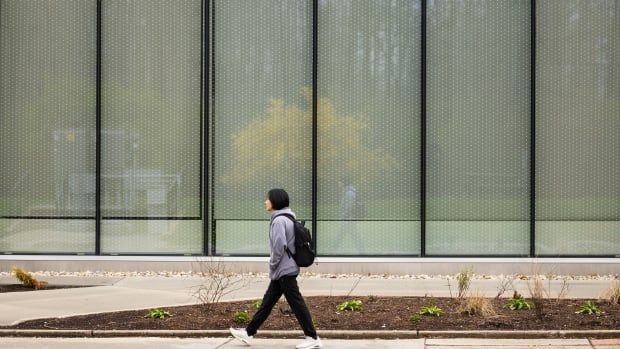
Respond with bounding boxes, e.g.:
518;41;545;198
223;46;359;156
279;275;322;348
230;279;283;345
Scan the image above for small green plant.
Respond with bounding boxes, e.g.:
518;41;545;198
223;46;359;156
337;299;363;312
505;297;531;310
419;305;443;317
233;310;251;324
144;308;171;319
409;314;421;322
252;299;263;310
575;301;603;315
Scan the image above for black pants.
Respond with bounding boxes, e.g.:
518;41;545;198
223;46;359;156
246;275;317;339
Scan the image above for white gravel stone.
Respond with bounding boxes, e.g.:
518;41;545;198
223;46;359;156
2;270;617;281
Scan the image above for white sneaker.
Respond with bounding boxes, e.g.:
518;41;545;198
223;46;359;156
229;327;253;346
296;336;322;349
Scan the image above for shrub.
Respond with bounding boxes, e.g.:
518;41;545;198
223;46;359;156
144;308;171;319
337;299;363;312
575;301;603;315
459;293;495;317
604;281;620;305
11;266;47;290
252;299;263;310
192;257;249;311
233;310;251;325
495;275;514;299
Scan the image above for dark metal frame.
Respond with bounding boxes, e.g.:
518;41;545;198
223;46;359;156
202;0;210;257
311;0;319;254
420;0;427;258
529;0;537;258
208;0;217;256
95;0;102;255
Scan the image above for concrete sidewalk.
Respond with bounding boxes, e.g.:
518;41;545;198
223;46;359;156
0;337;618;349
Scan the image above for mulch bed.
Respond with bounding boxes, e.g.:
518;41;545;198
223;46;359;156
2;296;618;331
0;285;90;293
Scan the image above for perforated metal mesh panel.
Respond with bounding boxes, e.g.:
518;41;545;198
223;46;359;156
536;0;620;256
101;0;202;254
0;0;96;253
426;0;531;256
212;0;312;255
317;0;421;255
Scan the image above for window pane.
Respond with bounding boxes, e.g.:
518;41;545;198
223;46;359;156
536;0;620;256
318;0;421;256
101;0;202;254
426;0;530;256
212;0;312;255
0;0;96;253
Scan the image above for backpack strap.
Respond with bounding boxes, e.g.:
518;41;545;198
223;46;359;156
272;214;296;259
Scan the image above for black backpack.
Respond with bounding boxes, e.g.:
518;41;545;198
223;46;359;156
274;214;315;267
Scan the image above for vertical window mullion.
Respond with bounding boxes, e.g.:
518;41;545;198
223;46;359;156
95;0;102;255
201;0;208;256
529;0;536;258
421;0;427;257
312;0;318;254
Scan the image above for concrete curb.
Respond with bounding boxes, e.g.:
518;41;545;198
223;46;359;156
0;329;619;339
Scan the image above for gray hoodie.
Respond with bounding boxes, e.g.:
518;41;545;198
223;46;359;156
268;207;300;280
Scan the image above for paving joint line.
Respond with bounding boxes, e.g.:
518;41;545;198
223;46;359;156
0;329;618;339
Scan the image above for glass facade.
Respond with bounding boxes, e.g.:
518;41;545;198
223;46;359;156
0;0;96;253
212;0;312;255
318;0;421;255
100;0;202;254
426;0;531;256
0;0;618;257
536;0;619;256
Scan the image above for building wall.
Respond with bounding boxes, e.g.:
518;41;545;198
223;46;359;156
0;0;618;258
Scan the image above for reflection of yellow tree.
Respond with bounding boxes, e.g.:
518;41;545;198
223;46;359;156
224;88;399;191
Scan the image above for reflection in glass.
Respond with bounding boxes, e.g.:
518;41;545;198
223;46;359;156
426;0;530;256
317;0;421;255
0;0;96;253
101;0;202;254
536;0;620;256
212;0;312;255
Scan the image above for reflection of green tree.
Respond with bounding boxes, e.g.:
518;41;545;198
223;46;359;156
224;88;400;192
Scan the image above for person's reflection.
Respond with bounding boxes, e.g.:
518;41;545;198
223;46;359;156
336;178;363;254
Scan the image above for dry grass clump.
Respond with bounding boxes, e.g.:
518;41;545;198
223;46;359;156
527;274;547;320
456;267;473;299
11;266;48;289
604;281;620;305
459;292;496;317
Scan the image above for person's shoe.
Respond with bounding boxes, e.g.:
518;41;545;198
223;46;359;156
296;336;322;349
229;327;252;346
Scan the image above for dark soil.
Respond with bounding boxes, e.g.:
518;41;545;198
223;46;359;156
3;296;618;331
0;284;90;293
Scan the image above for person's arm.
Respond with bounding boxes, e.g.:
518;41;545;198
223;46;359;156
269;218;288;271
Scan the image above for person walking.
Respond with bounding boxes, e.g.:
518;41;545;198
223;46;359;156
230;188;322;349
